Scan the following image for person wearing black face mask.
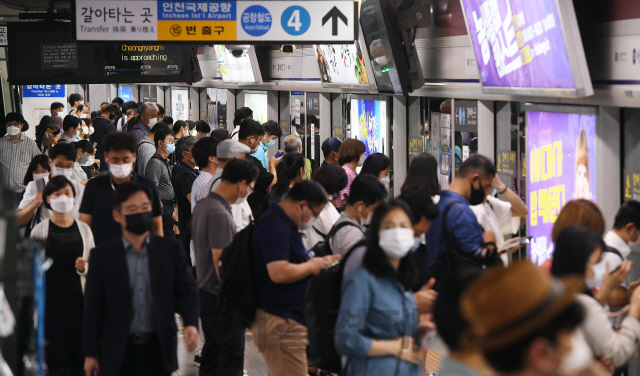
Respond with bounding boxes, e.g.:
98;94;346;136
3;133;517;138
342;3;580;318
83;181;199;376
423;154;498;277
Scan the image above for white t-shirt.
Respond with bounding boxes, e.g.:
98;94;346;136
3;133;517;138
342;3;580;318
190;171;213;213
302;201;341;251
600;231;631;289
470;195;513;264
19;176;85;222
208;168;252;232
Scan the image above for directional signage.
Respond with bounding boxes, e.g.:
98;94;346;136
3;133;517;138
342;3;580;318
75;1;357;43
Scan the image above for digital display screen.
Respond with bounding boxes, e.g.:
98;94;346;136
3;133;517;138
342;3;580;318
526;110;597;265
314;41;370;85
359;0;403;94
8;22;193;85
461;0;575;89
350;99;387;156
104;44;184;77
214;45;258;85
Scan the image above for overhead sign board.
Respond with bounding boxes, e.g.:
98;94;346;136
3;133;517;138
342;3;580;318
75;0;357;43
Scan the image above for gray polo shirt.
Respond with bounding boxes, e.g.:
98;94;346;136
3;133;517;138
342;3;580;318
137;137;155;176
145;153;175;202
191;192;235;295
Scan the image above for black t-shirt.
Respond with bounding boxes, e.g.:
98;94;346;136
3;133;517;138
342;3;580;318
172;162;198;234
79;173;163;245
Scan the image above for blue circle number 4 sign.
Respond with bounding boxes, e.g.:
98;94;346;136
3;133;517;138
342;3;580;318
281;6;310;36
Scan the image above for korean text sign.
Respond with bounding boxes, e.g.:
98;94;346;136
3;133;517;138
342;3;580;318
461;0;575;89
351;99;386;157
527;111;596;265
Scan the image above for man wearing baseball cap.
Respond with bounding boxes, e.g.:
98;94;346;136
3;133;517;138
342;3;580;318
460;261;603;375
321;137;341;168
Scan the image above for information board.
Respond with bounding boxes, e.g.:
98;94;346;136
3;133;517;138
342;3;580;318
460;0;592;97
41;43;78;69
76;1;357;43
526;110;597;265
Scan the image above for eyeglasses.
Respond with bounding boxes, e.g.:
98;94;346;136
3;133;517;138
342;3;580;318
6;122;20;127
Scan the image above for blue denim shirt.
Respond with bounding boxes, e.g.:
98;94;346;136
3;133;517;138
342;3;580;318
123;235;156;334
335;266;421;376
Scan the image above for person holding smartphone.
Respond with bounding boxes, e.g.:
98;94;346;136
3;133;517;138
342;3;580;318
470;173;529;264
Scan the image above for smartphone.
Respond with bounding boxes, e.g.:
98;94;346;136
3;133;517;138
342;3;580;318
498;237;532;254
275;149;284;158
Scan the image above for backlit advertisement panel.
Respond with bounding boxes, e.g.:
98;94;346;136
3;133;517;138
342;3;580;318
527;110;597;265
350;99;386;156
462;0;574;88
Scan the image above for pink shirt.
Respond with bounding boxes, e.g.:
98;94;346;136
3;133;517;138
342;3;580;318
337;165;357;207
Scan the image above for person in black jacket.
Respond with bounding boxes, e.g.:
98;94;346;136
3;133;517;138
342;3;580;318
83;181;199;376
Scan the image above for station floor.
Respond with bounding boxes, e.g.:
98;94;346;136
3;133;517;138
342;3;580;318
174;320;268;376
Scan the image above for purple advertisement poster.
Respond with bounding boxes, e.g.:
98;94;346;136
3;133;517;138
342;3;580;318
527;111;597;265
461;0;575;89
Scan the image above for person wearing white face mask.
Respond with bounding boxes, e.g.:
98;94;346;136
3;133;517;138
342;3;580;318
145;128;177;237
301;164;348;251
190;158;261;376
58;115;83;144
596;202;640;309
131;102;159;143
0;112;40;205
335;200;422;376
74;103;89;119
71;139;94;184
551;226;640;370
29;175;94;376
18;143;85;227
329;174;387;257
360;152;391;188
336;138;366;208
79;132;164;245
251;181;341;376
238;119;279;218
68;93;84;115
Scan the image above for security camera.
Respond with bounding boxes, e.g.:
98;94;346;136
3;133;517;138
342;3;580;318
280;45;296;54
231;49;244;58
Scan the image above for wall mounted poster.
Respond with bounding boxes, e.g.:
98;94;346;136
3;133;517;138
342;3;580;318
350;99;387;156
527;110;597;265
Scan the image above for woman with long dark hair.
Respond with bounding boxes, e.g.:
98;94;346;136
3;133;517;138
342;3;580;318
31;176;94;376
552;226;640;369
400;153;440;200
335;200;422;376
360;153;391;187
265;153;305;206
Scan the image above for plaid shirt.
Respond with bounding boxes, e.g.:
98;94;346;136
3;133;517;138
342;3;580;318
0;133;40;193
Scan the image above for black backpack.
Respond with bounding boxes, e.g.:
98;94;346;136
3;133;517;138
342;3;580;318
309;221;362;257
125;116;139;132
430;201;501;292
218;214;293;328
305;239;365;374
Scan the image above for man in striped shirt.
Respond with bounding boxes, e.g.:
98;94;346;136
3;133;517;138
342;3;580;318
0;112;40;206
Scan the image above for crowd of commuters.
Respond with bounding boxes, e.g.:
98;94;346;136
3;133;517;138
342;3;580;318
2;96;640;376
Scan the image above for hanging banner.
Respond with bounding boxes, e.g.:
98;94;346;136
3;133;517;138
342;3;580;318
527;110;597;265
